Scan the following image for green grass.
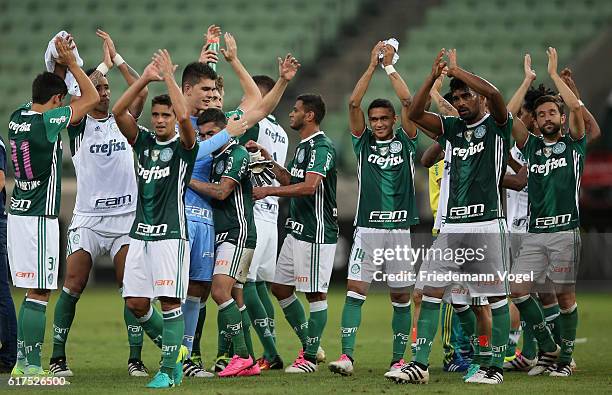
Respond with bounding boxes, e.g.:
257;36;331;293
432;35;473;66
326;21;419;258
3;288;612;393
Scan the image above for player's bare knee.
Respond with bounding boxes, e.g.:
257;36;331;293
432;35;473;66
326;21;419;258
211;284;230;305
187;280;205;297
159;297;181;312
538;292;558;306
125;297;149;317
27;288;51;302
347;280;369;296
305;292;326;302
271;283;292;300
390;289;410;304
556;292;576;310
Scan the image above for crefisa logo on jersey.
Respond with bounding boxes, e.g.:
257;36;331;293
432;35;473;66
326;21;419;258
89;139;127;156
265;128;286;144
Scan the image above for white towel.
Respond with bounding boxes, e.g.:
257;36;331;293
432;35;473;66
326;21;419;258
44;31;84;96
379;37;400;68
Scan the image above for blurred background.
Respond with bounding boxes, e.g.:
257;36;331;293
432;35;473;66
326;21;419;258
1;0;611;288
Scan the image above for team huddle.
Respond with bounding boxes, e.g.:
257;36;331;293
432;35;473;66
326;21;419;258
5;26;597;388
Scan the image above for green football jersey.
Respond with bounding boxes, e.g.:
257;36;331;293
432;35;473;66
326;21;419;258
130;128;198;241
210;141;257;248
520;133;585;233
352;127;419;229
286;131;338;244
8;103;71;217
439;113;512;223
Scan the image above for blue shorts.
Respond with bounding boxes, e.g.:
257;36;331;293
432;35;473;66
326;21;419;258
188;221;215;282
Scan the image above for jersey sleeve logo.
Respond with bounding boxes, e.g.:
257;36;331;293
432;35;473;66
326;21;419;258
474;125;486;138
215;160;226;174
296;148;305;163
160;148;173;162
552;141;566;154
389;141;402;153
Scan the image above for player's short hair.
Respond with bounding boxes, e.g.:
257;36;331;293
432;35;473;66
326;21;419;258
32;72;68;104
533;94;563;114
524;84;557;114
151;94;172;108
297;93;326;124
367;98;396;116
443;91;453;102
253;75;276;94
181;62;217;89
197;108;227;128
215;75;224;92
85;68;97;77
449;77;470;94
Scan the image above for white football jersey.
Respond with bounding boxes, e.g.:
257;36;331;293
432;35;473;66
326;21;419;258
252;115;288;224
434;143;452;231
68;114;137;216
506;144;528;233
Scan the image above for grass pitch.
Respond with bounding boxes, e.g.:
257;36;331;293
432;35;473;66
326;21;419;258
2;288;611;394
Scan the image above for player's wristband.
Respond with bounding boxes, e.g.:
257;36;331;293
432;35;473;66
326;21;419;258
384;65;396;75
96;62;109;76
578;99;584;107
113;53;125;66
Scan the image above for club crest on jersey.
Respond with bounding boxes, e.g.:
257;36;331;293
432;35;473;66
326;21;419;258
151;149;160;162
160;148;173;162
553;141;566;154
390;141;402;153
474;125;486;138
378;146;389;156
543;146;553;158
465;130;474;142
215;160;225;174
297;148;305;163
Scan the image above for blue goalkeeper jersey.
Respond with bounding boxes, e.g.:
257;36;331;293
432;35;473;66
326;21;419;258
184;115;230;224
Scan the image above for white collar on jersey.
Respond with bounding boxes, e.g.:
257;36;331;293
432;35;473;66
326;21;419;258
466;112;490;128
213;139;237;158
87;113;111;122
21;110;41;115
156;132;179;146
299;130;324;144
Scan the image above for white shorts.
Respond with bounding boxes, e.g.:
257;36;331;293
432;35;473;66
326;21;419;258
247;219;278;282
512;229;580;285
8;214;59;289
416;219;510;298
67;213;134;261
214;242;255;284
122;238;190;299
442;284;489;305
347;227;414;288
274;234;336;293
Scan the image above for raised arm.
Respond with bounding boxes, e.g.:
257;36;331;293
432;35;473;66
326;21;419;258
507;54;537;115
154;49;195;149
54;37;99;122
240;54;300;129
381;45;417;138
220;33;262;111
97;29;148;118
502;165;527;191
112;62;161;144
446;49;507;125
407;49;446;139
349;41;383;137
429;70;458;117
560;68;600;144
421;141;444;168
547;48;584;140
199;24;221;65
